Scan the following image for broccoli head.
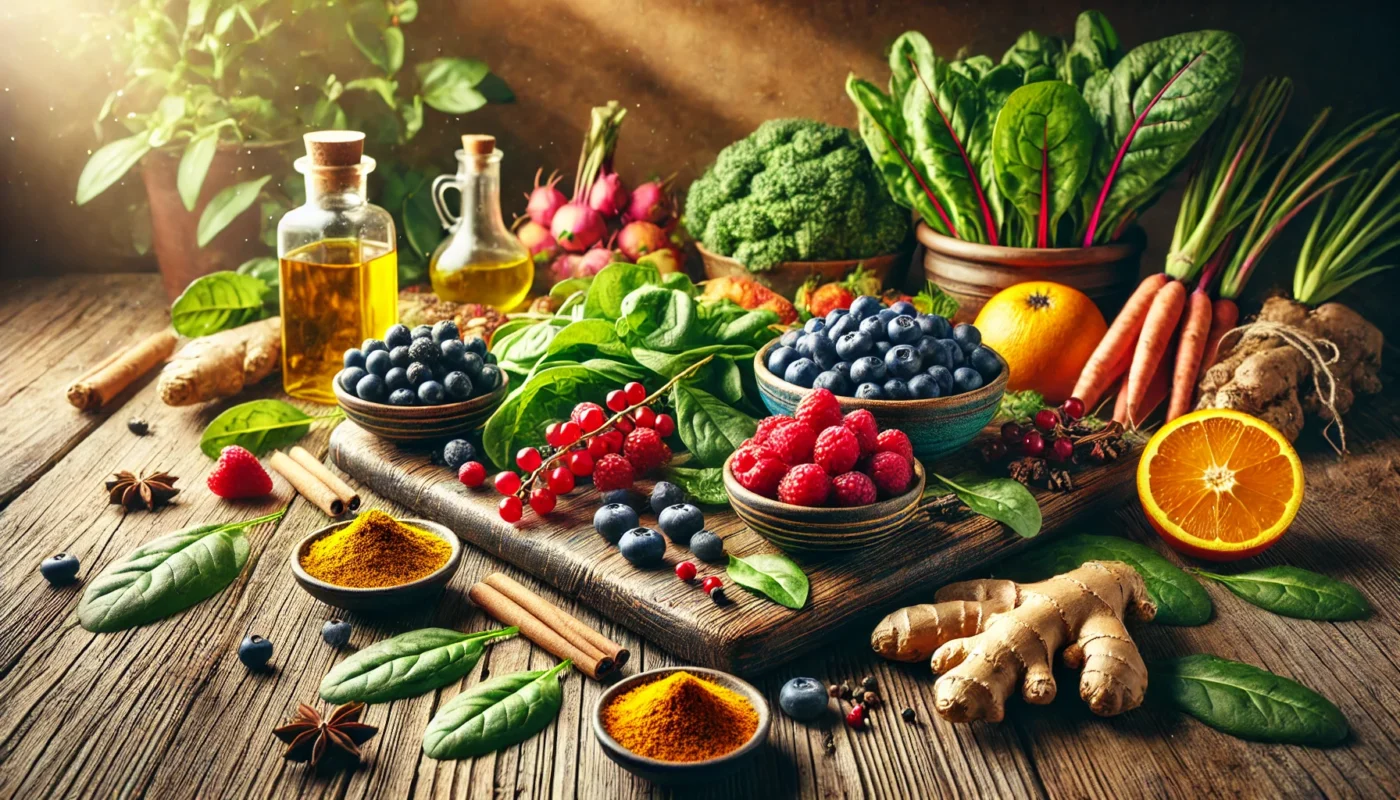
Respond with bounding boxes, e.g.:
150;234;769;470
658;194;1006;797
685;119;910;271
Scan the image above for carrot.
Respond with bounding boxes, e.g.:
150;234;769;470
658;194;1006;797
1133;340;1177;427
1124;279;1186;424
1072;273;1170;408
1166;287;1214;421
1197;297;1240;380
1112;377;1129;424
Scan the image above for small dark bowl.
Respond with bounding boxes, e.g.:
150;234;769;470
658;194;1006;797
723;452;926;553
754;339;1006;462
290;517;462;611
333;372;509;444
593;667;771;784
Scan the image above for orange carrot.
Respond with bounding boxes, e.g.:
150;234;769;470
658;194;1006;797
1072;273;1170;408
1167;288;1214;421
1133;340;1176;427
1124;279;1186;424
1198;297;1240;380
1112;377;1129;424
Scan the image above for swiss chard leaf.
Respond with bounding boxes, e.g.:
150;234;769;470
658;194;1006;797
199;399;341;458
1153;654;1348;746
1060;10;1122;90
1192;566;1370;621
422;660;571;759
847;75;950;236
993;81;1097;246
905;60;1000;244
933;472;1042;538
672;382;756;467
171;271;271;337
727;552;809;609
659;465;729;506
319;627;517;704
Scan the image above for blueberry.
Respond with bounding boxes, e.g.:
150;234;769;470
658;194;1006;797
803;318;826;335
484;351;498;365
477;365;502;392
919;314;953;339
889;300;918;316
385;367;409;392
355;373;387;403
384;324;412;350
365;349;391;377
238;635;273;669
927;364;954;394
40;553;79;585
825;313;858;342
361;338;388;355
618;527;666;566
767;346;801;377
388;345;411;370
855;382;885;399
689;530;725;562
459;352;484;381
432;361;451;381
953;366;985;393
877;307;899;323
832;361;852;379
321;619;352;649
389;388;417;406
850;355;887;385
915;336;941;365
443;439;477;470
444;371;473;400
409;337;440;364
779;329;801;349
859;315;888;342
884;344;922;379
886;315;921;345
406;362;432;387
418;380;446;405
410;324;433;340
933;338;965;368
343;348;365;369
338;367;367;394
874;340;893;357
953;323;982;353
602;489;647;512
432;320;460;343
779;677;830;721
658;503;704;544
849;295;883;321
835;331;873;361
825;307;850;325
784;358;820;388
908;373;940;399
441;338;467;366
650;481;686;514
794;333;815;358
808;334;840;370
883;378;912;400
969;345;1002;382
594;503;640;544
813;369;853;396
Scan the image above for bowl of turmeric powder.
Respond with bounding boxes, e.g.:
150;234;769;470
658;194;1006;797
290;510;462;611
592;668;771;784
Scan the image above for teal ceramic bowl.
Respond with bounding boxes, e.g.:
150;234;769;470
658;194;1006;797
753;339;1007;462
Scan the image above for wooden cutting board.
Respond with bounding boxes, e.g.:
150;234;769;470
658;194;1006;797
330;421;1138;676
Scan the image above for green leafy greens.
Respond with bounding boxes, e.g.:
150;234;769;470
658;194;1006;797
933;472;1042;538
1154;654;1348;746
320;627;518;704
1192;566;1370;621
727;552;809;609
199;399;344;458
422;660;572;759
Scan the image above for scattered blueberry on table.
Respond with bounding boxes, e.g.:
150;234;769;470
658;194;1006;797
321;619;352;649
618;527;666;567
594;503;640;544
40;553;80;585
238;635;274;669
780;677;830;721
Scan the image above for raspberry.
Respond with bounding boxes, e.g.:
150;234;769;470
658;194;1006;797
778;463;832;507
753;415;796;445
875;429;915;465
207;445;272;499
623;427;670;474
572;402;606;429
813;426;860;475
592;454;635;491
831;471;877;507
795;388;843;434
764;420;816;465
868;451;912;497
731;444;787;498
458;461;486;487
842;409;879;456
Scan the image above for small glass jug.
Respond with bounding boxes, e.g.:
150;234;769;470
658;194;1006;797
428;135;533;310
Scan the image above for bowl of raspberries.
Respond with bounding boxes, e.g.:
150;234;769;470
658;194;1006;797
722;388;925;553
333;320;509;443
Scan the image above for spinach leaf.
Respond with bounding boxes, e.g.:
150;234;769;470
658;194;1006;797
320;627;517;704
1192;567;1370;621
583;262;661;320
422;660;571;759
1060;10;1121;90
170;271;271;337
933;472;1042;538
78;511;284;632
632;345;756;379
659;465;729;506
727;552;809;609
697;301;779;348
993;81;1097;245
491;319;563;379
617;286;699;351
672;382;756;467
199;399;342;458
995;533;1212;626
549;277;592;302
482;364;623;467
1001;30;1066;81
1153;654;1348;746
543;319;631;363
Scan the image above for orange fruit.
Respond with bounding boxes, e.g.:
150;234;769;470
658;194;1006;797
973;281;1106;403
1137;409;1304;561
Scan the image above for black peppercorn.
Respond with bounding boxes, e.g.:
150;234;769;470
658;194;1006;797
862;675;877;693
838;681;853;700
127;418;149;436
901;707;915;723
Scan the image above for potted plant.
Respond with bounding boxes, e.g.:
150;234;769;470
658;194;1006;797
846;13;1244;320
75;0;510;300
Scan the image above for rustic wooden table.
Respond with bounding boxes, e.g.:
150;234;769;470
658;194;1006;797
2;275;1398;799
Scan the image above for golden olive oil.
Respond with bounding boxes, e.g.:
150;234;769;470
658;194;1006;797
428;250;533;310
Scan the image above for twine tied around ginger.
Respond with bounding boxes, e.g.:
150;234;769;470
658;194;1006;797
1216;320;1346;455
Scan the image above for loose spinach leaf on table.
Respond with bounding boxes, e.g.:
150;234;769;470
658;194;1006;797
78;511;284;632
320;627;517;704
659;465;729;506
199;399;342;458
422;660;571;759
933;472;1042;538
1153;654;1348;746
727;552;809;609
672;382;757;468
170;271;272;337
1192;566;1370;621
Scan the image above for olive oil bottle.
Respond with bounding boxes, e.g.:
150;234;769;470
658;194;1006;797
278;131;397;403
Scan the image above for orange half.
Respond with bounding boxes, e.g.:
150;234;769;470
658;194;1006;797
1136;409;1304;561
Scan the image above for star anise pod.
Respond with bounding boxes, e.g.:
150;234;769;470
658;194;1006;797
1046;467;1075;492
104;470;179;511
272;701;377;769
1008;457;1048;485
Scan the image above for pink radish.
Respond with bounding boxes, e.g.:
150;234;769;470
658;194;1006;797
516;220;556;256
549;253;581;284
616;220;669;262
526;168;568;227
550;201;606;253
624;180;671;224
588;170;629;218
574;246;615;277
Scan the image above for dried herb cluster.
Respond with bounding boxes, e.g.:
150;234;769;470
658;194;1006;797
982;417;1129;492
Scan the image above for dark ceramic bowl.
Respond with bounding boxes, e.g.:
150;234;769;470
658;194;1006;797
592;667;771;784
754;339;1006;462
333;372;508;444
723;452;926;553
290;517;462;611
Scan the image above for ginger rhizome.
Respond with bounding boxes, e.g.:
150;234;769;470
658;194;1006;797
158;317;281;406
871;561;1157;722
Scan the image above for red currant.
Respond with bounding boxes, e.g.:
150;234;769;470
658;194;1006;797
567;449;594;477
587;436;611;458
633;406;656;428
606;389;628;412
529;487;557;515
675;561;697;581
980;440;1007;463
1000;422;1023;445
544;422;563;447
1033;409;1060;432
516;447;542;472
654;413;675;438
494;471;521;495
1061;396;1086;420
579;405;607;432
498;495;523;522
604;429;627;450
546;466;576;494
624;381;647;405
701;576;722;595
458;461;486;487
845;704;865;729
1048;436;1075;463
557;421;582;446
613;417;634;435
1021;430;1046;457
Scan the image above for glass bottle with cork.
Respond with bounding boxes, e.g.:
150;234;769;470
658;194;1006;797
278;131;398;404
428;135;533;310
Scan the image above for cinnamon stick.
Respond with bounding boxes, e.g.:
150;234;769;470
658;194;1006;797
268;451;344;516
484;572;630;667
288;446;361;512
66;330;178;410
469;582;613;680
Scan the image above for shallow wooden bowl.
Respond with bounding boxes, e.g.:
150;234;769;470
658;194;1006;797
723;453;926;553
753;339;1006;463
697;243;904;298
333;372;509;444
592;667;771;784
290;517;462;611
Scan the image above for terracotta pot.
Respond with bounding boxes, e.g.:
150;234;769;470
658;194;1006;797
141;142;293;301
697;243;905;297
919;223;1143;323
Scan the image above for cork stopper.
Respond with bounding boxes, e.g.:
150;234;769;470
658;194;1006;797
462;134;496;155
304;131;365;167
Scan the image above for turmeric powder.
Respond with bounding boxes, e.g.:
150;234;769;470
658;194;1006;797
301;510;451;588
601;671;758;762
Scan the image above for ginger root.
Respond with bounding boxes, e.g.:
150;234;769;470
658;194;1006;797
1196;297;1382;442
158;317;281;406
871;561;1156;722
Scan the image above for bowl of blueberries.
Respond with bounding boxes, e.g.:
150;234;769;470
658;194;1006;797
754;295;1007;461
333;319;509;444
